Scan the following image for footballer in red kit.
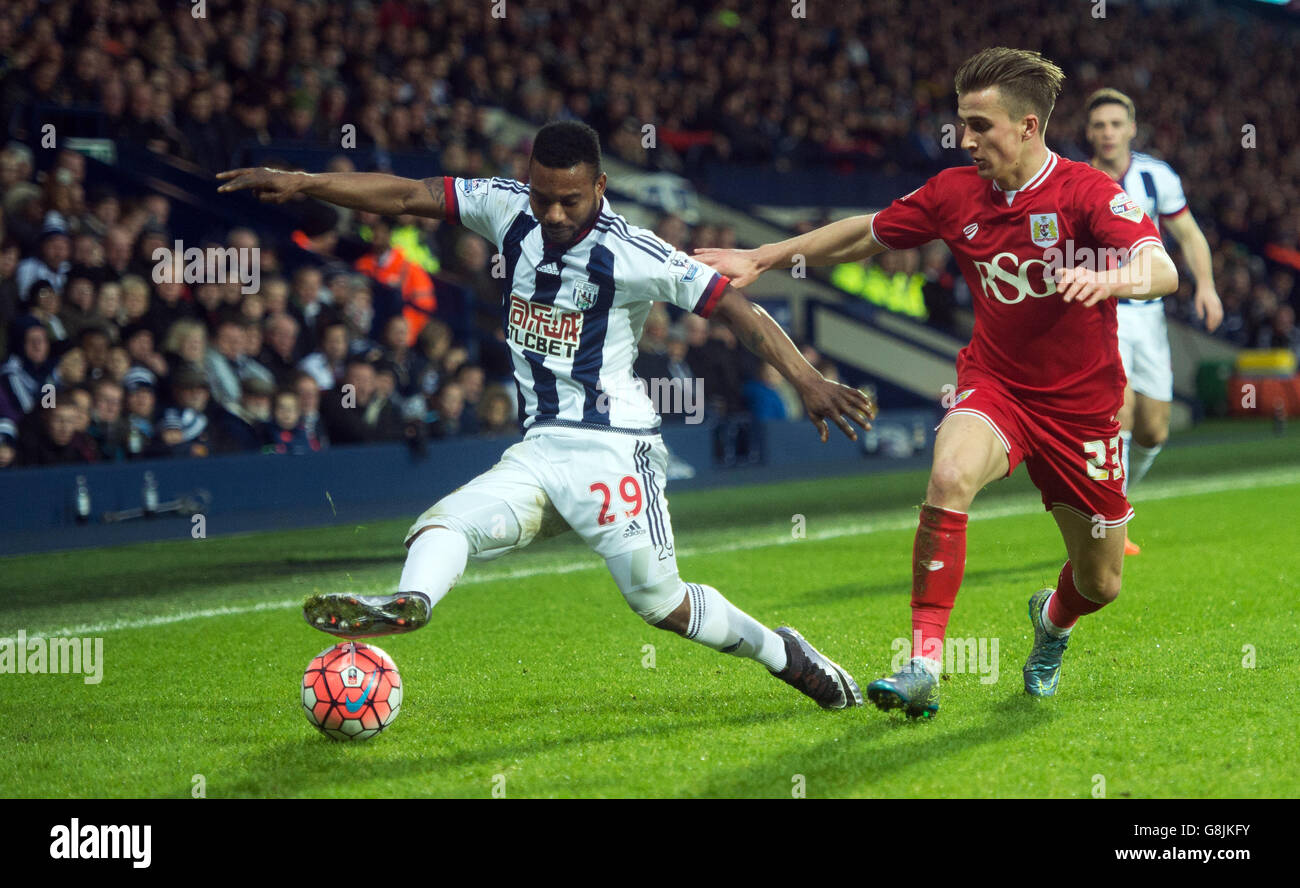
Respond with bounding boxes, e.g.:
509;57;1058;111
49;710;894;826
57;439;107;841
696;47;1180;717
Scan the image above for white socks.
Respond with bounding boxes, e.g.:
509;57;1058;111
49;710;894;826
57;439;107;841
1041;593;1072;638
682;582;788;672
1128;441;1163;490
911;656;941;679
397;527;469;607
397;532;791;674
1119;430;1132;494
1120;429;1163;492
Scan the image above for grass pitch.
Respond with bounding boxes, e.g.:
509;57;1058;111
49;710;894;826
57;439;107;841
2;421;1297;798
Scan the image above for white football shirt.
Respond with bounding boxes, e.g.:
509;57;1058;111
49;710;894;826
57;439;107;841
442;176;729;433
1115;151;1188;308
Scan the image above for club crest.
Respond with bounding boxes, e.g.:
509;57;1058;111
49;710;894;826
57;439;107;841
572;280;601;310
1029;213;1059;247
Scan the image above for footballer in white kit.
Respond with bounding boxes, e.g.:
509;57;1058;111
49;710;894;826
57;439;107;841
218;121;877;709
1085;88;1223;552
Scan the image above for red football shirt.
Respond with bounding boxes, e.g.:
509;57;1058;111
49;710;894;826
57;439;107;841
871;151;1164;421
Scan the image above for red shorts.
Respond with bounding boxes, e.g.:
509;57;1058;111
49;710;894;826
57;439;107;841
939;376;1134;527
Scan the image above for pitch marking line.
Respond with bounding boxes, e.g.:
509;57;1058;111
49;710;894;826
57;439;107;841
25;467;1300;638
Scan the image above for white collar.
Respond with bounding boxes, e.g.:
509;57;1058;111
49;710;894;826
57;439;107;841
992;151;1058;206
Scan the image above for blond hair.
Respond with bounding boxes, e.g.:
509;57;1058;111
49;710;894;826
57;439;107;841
954;47;1066;135
162;318;207;356
1086;87;1136;122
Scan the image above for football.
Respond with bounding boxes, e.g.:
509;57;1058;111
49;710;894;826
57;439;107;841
301;642;402;741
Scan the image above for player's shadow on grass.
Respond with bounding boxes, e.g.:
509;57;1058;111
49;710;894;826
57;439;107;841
8;554;405;605
790;558;1064;607
686;692;1056;798
219;695;811;798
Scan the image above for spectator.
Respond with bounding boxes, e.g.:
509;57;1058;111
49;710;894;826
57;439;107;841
260;311;302;383
77;325;113;383
744;364;798;422
211;377;275;452
638;304;671;361
290;370;328;448
117;275;151;326
319;357;404;444
49;346;87;391
353;215;436;345
104;345;130;379
429;381;465;439
454;363;485;434
26;280;69;343
289;265;329;342
379;314;421;398
205;317;276;409
265;387;322;454
415;318;453;396
122;366;157;457
162;318;207;376
298;319;351;391
146;281;196;341
691;321;749;419
59;271;102;339
121;322;170;378
86;377;129;460
17;399;98;465
477;385;516;437
15;223;70;298
1;316;52;416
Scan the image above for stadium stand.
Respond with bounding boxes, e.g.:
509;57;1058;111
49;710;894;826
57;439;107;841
0;0;1294;532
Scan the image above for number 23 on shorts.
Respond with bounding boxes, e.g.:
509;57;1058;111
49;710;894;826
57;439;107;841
590;476;644;525
1082;436;1124;481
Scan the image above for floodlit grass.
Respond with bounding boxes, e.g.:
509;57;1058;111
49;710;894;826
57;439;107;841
2;423;1296;797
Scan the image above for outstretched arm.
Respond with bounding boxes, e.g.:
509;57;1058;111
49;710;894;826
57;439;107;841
1163;210;1223;332
694;214;888;287
216;168;448;219
709;285;876;442
1056;243;1179;307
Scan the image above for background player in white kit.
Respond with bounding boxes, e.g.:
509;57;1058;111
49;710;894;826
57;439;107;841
217;122;877;709
1085;88;1224;554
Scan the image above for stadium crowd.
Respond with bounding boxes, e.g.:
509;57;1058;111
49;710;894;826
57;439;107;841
1;0;1298;467
0;137;803;467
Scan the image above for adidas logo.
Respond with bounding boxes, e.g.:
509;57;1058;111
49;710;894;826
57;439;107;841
622;520;647;539
537;261;561;276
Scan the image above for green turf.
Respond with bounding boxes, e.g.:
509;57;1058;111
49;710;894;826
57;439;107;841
1;423;1297;798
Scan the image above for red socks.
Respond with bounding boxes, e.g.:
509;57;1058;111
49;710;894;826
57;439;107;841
910;503;968;661
1045;561;1106;631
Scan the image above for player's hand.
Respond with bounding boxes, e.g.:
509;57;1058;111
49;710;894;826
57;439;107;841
693;247;767;288
1194;287;1224;332
798;379;877;443
216;167;311;203
1054;265;1113;308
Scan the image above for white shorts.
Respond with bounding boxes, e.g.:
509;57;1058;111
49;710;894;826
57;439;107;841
405;424;678;565
1116;300;1173;402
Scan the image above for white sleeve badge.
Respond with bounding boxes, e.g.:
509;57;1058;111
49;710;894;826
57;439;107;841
1109;191;1145;223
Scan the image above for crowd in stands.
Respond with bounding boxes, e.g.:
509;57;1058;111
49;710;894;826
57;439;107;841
1;0;1298;469
0;140;535;467
0;137;811;468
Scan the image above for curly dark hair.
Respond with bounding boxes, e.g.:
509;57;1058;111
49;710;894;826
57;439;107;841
530;121;602;178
